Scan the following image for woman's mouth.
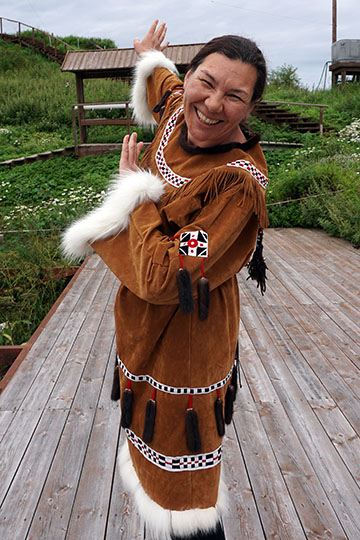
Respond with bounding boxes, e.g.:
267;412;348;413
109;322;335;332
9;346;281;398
195;108;221;126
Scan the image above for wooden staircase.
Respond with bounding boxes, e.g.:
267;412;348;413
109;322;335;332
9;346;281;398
0;17;75;64
253;101;329;134
0;32;65;63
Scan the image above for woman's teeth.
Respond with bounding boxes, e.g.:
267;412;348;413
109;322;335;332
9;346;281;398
196;109;220;125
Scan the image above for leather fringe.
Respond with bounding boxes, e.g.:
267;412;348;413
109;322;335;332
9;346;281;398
111;357;120;401
224;385;236;425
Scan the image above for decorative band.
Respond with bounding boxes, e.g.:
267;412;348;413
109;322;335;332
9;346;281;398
126;428;222;472
117;355;233;395
226;159;268;189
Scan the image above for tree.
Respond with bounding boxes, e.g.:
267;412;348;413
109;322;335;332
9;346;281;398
268;64;301;88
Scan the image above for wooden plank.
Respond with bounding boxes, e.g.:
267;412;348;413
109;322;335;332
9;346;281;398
0;257;105;411
26;303;116;539
46;270;117;410
105;432;144;540
222;423;265;540
64;403;120;539
238;323;352;537
239;291;360;539
0;410;14;440
265;229;360;308
241;278;360;485
0;409;68;540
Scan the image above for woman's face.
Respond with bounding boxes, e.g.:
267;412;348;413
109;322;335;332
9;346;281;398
183;53;257;148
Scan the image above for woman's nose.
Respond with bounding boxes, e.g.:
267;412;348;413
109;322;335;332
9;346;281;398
205;92;223;113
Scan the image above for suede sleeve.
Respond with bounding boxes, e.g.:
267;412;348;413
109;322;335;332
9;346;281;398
91;174;260;305
146;68;183;123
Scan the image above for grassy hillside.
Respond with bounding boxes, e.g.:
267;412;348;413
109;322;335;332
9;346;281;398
0;38;359;346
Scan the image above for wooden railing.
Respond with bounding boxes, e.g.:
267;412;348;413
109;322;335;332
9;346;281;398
261;100;329;136
0;16;76;56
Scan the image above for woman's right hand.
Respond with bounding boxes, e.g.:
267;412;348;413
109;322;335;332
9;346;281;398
119;132;144;175
133;19;169;55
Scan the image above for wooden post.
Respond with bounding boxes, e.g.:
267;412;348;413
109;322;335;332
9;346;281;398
71;105;79;155
32;27;35;45
126;103;131;135
18;22;21;44
76;74;87;143
319;107;324;136
0;18;3;35
332;0;337;43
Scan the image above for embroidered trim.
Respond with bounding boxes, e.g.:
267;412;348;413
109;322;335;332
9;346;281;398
226;160;268;189
155;106;191;188
117;355;233;394
126;428;222;471
179;231;208;258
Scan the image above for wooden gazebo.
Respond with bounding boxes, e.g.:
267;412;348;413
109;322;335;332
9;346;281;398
61;44;204;157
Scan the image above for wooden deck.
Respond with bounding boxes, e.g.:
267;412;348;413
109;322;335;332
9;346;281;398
0;228;359;540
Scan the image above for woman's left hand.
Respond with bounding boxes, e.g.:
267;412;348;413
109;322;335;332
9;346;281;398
119;132;144;174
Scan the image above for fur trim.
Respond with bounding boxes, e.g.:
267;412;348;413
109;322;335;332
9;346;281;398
61;169;165;260
131;50;179;127
118;441;228;540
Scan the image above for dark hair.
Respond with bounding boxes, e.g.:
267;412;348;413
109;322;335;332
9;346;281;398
187;35;267;103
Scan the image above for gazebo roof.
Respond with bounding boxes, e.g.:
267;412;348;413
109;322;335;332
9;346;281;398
61;44;205;78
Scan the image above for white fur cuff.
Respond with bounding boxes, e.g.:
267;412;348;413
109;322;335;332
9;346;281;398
61;169;165;260
131;50;179;127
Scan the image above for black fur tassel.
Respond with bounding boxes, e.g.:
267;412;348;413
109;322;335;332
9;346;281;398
142;399;156;443
224;385;236;425
231;363;238;398
197;276;210;321
214;395;225;437
121;387;133;428
246;228;267;295
176;267;194;313
111;357;121;401
186;407;202;453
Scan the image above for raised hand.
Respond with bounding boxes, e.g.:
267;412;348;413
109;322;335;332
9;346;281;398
133;19;169;55
119;132;144;174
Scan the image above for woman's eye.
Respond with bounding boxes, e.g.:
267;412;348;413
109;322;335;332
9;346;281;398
229;94;242;101
200;79;213;88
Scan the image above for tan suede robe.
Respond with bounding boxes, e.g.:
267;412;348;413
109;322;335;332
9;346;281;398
91;65;268;525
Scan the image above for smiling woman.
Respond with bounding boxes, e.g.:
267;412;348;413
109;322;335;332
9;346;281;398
62;19;268;540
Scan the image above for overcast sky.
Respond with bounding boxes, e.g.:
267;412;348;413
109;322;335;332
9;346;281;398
2;1;359;88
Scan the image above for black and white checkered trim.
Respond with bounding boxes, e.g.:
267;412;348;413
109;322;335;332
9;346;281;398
117;355;233;395
126;428;222;471
155;105;191;188
226;160;268;189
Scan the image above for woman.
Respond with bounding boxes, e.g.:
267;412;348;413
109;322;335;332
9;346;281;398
62;20;268;540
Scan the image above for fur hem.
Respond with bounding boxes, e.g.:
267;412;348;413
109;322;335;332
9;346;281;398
118;441;228;540
61;169;165;260
131;50;179;127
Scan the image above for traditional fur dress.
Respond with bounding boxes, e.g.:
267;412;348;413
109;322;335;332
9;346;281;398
62;50;268;539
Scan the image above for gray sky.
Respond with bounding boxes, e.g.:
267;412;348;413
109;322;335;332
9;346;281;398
2;1;359;88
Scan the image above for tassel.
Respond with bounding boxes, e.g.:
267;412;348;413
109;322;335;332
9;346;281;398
197;259;210;321
176;264;194;313
231;363;238;398
214;389;225;437
224;384;236;425
246;227;267;295
186;395;202;453
142;389;157;443
110;356;121;401
121;379;133;429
